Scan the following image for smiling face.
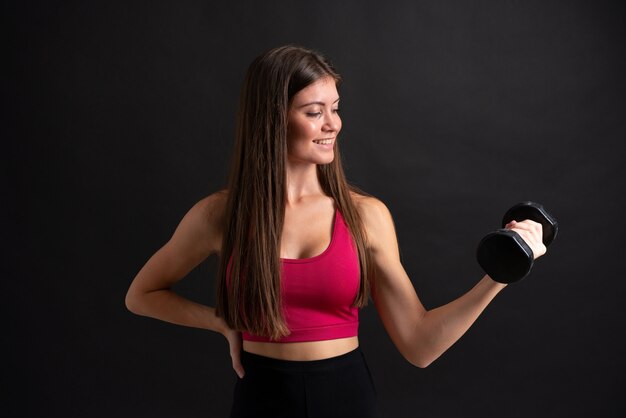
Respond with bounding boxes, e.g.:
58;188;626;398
286;76;342;166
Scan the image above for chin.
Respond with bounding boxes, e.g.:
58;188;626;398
288;151;335;166
315;155;335;165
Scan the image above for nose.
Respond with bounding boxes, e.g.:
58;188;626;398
322;111;341;133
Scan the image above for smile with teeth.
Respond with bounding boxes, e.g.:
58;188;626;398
313;139;334;145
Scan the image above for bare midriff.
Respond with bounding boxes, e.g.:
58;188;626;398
243;336;359;361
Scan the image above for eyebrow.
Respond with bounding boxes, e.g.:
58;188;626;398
296;98;340;108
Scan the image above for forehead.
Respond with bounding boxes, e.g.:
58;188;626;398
291;77;339;105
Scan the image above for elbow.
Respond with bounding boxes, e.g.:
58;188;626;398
125;289;142;315
407;356;434;369
395;336;437;368
405;350;437;369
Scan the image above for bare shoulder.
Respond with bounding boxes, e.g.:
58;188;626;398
191;189;228;219
349;191;397;250
171;189;229;255
350;191;393;222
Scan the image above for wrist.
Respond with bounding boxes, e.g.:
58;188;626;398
206;307;227;334
483;274;508;290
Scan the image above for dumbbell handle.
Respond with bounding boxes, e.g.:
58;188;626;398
501;201;558;246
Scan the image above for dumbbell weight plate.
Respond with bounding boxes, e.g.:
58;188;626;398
477;229;534;283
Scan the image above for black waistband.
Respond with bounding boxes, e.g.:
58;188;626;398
241;347;363;373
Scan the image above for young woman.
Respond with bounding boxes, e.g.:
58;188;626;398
125;45;546;417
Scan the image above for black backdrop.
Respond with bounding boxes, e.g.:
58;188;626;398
7;1;626;417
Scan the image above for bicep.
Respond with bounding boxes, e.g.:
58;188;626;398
361;198;426;352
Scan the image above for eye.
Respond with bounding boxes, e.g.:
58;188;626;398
306;111;323;118
332;108;340;114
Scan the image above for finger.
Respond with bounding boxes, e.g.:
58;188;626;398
511;228;539;245
228;333;245;378
510;221;543;240
231;352;245;378
513;219;543;233
511;228;547;259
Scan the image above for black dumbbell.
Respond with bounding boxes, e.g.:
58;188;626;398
476;201;558;283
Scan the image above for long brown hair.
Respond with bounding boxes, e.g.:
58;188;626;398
216;45;372;340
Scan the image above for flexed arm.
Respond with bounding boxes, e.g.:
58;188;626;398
357;197;545;368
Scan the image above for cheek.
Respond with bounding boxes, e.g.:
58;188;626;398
288;118;318;143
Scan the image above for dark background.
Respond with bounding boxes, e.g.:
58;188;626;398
7;1;626;417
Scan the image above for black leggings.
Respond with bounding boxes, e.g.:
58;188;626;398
229;347;379;418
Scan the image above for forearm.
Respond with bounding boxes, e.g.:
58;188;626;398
126;289;225;334
409;275;506;367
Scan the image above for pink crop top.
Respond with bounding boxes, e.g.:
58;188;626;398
242;208;361;343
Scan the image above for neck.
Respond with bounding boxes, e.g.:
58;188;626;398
285;161;324;205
